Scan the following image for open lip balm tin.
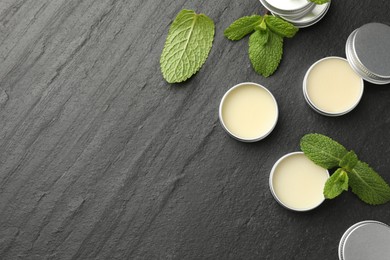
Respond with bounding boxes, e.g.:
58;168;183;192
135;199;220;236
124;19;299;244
338;220;390;260
259;0;316;19
303;57;364;116
219;82;278;142
269;152;329;211
303;22;390;116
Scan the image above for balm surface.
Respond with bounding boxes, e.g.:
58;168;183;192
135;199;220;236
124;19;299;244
271;153;329;210
221;84;277;140
305;57;363;114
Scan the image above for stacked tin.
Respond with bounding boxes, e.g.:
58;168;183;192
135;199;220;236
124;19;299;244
260;0;331;28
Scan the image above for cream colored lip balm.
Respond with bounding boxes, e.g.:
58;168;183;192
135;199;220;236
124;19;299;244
269;152;329;211
303;57;364;116
219;82;278;142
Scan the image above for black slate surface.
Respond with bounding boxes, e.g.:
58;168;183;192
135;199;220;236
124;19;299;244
1;0;390;259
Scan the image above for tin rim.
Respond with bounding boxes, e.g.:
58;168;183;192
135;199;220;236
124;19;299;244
219;82;279;142
338;220;390;260
269;151;330;212
303;56;364;116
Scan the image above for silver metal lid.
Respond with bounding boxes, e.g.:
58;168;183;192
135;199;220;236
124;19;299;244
345;23;390;84
339;221;390;260
355;23;390;78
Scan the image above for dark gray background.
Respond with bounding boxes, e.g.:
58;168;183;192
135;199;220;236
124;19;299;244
1;0;390;259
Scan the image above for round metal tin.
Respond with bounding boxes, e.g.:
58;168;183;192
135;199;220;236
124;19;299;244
219;82;278;142
339;221;390;260
345;23;390;85
269;152;329;211
273;1;331;28
303;57;364;116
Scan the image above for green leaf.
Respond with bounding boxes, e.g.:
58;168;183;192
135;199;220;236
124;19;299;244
224;15;262;40
324;169;349;199
339;150;358;172
248;30;283;77
348;161;390;205
160;9;215;83
264;15;298;38
309;0;330;4
300;133;348;169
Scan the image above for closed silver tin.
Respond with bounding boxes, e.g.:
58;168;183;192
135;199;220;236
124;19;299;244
339;220;390;260
345;23;390;85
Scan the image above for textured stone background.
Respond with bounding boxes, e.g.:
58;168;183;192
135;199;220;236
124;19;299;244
0;0;390;259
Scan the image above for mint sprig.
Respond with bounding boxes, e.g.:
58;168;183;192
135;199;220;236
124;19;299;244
300;133;390;205
160;9;215;83
224;14;298;77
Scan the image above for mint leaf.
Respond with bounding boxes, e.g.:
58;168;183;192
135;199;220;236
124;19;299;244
348;161;390;205
339;150;358;172
324;169;349;199
249;30;283;77
160;9;215;83
309;0;330;4
300;133;348;169
224;15;262;40
264;15;298;38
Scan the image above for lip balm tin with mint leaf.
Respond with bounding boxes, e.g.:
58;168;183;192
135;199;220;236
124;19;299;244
338;221;390;260
259;0;316;20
